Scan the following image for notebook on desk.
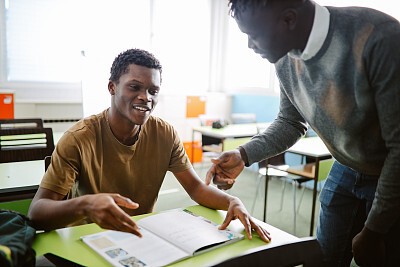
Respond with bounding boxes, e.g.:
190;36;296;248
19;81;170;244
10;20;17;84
81;209;243;266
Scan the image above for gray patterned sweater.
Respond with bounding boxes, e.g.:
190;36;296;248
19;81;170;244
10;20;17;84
241;6;400;233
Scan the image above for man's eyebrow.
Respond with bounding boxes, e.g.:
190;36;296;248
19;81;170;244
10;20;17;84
129;79;144;84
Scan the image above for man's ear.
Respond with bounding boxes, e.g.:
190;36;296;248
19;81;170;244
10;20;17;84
280;8;297;31
108;80;116;95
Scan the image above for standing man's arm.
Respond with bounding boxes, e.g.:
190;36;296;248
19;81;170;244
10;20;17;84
174;168;271;242
352;30;400;266
206;89;308;188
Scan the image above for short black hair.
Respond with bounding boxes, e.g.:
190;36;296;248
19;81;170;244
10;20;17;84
228;0;303;19
109;48;162;83
228;0;269;19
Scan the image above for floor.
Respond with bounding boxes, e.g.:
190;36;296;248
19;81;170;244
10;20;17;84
154;162;359;266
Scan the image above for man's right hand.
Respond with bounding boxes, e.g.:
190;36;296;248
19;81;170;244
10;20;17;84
205;149;245;190
84;193;142;237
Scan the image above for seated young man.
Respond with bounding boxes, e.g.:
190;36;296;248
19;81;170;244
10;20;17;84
28;48;270;242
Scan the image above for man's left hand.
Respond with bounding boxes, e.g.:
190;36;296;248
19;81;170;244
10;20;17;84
352;226;385;267
218;198;271;243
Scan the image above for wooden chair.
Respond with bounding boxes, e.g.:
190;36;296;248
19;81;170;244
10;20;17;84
44;155;51;171
259;158;334;234
212;237;323;267
0;127;55;163
0;118;43;129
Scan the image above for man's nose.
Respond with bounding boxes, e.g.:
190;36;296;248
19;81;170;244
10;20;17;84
248;37;255;49
138;90;152;102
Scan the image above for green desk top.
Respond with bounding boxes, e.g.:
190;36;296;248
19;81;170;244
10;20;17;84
32;205;298;267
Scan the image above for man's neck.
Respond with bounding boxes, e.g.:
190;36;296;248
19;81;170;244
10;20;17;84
298;1;316;52
107;109;141;146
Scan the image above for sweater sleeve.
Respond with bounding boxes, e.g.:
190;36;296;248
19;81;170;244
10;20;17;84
364;23;400;233
241;87;308;166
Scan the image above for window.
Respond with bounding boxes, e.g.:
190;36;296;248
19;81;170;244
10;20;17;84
223;16;277;94
5;0;82;83
151;0;211;94
2;0;396;103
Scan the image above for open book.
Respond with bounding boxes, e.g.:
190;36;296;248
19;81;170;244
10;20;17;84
81;209;244;266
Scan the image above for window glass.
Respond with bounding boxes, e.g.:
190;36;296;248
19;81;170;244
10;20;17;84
151;0;211;93
80;0;151;116
5;0;82;82
223;16;274;93
5;0;151;84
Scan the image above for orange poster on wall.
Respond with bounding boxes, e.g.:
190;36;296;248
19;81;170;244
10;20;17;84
186;96;206;118
0;92;14;119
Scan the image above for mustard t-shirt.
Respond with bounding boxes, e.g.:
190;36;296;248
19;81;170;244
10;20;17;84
40;109;192;216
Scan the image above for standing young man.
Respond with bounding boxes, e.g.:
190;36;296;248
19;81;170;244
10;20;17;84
206;1;400;266
28;48;270;243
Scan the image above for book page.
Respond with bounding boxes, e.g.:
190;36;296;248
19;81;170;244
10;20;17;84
81;227;189;267
137;209;243;255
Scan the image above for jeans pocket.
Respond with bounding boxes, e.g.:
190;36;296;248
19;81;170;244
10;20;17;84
320;177;355;208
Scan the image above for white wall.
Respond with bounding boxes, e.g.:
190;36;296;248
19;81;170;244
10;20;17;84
150;92;232;142
14;102;83;132
13;92;233;142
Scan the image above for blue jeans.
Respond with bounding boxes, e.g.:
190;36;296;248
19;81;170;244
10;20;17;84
317;161;400;266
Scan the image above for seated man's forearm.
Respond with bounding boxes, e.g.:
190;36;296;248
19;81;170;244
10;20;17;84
193;184;236;211
28;196;88;231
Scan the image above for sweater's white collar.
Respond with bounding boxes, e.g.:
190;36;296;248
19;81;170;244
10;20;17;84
288;3;330;60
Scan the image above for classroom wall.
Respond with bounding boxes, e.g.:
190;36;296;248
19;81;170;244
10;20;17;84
13;93;281;142
231;94;280;123
14;102;83;132
152;92;232;142
12;92;233;142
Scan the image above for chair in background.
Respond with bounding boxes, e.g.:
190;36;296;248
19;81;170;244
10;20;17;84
0;199;32;216
0;127;55;164
288;159;334;214
0;127;55;214
222;137;252;152
0;118;43;129
44;155;52;171
257;158;334;234
212;237;323;267
251;153;301;223
231;113;257;124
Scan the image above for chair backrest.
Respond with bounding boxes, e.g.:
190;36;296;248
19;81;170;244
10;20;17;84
44;155;52;171
212;237;323;267
317;158;334;181
0;199;32;216
0;127;55;163
0;118;43;129
223;137;252;152
231;113;257;124
258;153;286;169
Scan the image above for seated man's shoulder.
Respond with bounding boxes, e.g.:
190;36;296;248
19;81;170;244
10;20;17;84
146;115;175;131
63;113;103;141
